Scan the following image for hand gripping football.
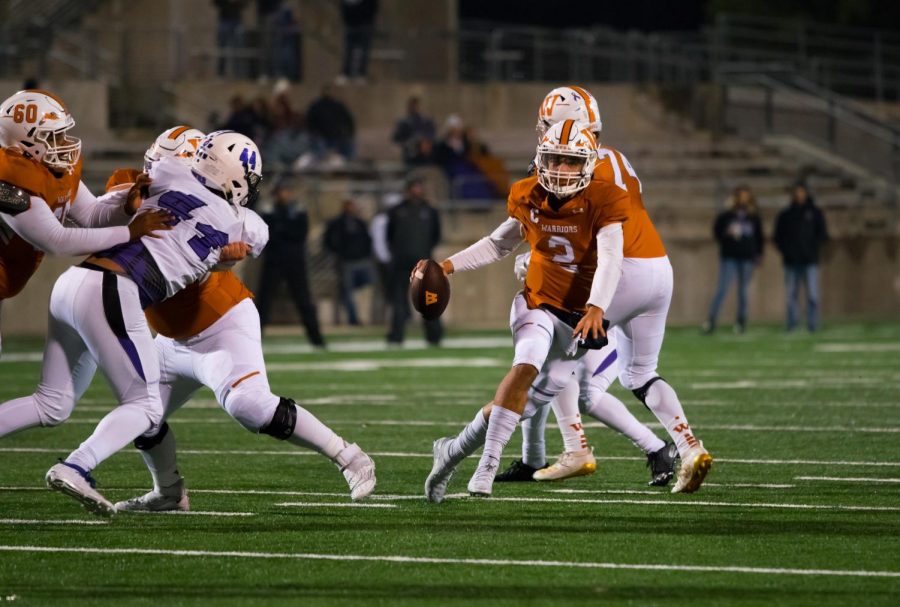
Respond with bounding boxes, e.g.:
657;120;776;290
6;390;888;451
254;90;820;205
409;259;450;320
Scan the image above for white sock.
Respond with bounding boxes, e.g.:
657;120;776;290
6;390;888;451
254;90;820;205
476;405;520;471
644;380;700;457
550;379;587;453
66;404;152;472
0;396;43;438
521;404;549;468
287;405;346;460
139;425;182;493
447;409;488;462
583;392;665;454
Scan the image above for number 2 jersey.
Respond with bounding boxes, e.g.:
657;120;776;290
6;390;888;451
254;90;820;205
95;157;267;311
508;176;632;314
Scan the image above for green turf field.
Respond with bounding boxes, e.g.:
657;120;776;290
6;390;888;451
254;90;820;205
1;324;899;606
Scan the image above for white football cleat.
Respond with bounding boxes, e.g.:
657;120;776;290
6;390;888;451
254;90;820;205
425;437;457;503
671;445;713;494
115;479;190;512
532;447;597;481
335;443;376;501
467;458;499;497
45;462;116;518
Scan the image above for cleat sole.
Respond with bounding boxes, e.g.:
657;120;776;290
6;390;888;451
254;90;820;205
46;477;115;518
533;462;597;482
673;453;713;494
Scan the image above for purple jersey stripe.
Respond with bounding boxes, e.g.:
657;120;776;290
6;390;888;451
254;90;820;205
592;350;618;377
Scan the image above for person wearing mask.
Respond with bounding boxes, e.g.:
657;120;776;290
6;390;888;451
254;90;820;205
386;178;441;345
324;200;373;326
255;177;326;346
703;186;764;334
774;183;829;332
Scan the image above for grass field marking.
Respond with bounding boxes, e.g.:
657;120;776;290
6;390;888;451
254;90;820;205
3;448;900;467
464;496;900;512
0;519;109;525
547;489;664;496
0;545;898;578
795;476;900;484
273;502;397;509
122;510;255;517
815;343;900;353
266;358;505;373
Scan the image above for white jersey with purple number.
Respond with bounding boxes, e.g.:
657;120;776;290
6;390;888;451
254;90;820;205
94;157;264;307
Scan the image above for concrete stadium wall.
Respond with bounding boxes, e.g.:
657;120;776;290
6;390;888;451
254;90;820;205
3;206;896;338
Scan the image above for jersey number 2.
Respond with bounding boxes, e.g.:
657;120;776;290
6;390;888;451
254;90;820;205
547;235;577;274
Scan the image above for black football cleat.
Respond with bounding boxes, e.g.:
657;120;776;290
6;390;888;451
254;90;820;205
495;459;547;482
646;441;678;487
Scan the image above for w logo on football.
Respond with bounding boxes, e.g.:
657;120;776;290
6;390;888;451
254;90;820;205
239;148;257;171
425;290;438;306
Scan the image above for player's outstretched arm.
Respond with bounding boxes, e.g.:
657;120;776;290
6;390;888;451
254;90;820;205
573;222;624;341
0;190;137;256
442;217;524;275
67;178;149;228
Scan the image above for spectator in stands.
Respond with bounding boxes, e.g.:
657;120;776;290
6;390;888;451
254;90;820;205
369;192;403;323
324;200;373;326
774;183;829;332
386;178;442;345
221;94;268;140
392;96;436;166
214;0;248;77
258;0;301;81
433;115;498;201
302;85;356;167
703;186;764;335
263;81;311;168
339;0;379;84
256;177;326;347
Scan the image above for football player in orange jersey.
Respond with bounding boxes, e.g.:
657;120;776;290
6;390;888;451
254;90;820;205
537;86;712;493
497;86;677;486
425;119;634;501
0;89;171;356
108;126;375;509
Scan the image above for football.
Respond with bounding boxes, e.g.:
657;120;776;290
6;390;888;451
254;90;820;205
409;259;450;320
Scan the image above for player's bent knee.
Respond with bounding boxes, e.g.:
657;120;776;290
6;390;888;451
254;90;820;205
34;386;77;427
630;376;666;406
134;422;170;450
260;397;297;440
224;383;280;432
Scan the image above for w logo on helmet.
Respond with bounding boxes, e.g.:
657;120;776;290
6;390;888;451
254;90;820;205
239;148;257;171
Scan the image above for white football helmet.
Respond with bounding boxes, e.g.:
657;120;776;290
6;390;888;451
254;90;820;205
0;89;81;173
536;85;602;138
191;130;262;208
144;125;205;172
536;119;597;198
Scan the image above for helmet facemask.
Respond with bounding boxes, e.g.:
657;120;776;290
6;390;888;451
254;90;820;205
32;121;81;173
537;149;594;198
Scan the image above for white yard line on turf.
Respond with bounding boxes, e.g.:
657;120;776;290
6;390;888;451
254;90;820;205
122;510;255;517
275;502;397;509
266;358;504;372
0;545;896;578
2;448;900;467
815;343;900;353
0;519;109;525
795;476;900;484
467;496;900;512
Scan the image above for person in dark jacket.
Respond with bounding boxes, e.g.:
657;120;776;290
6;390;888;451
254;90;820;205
340;0;378;82
386;178;442;345
324;200;373;326
774;183;829;332
391;96;436;166
704;186;764;334
305;86;356;162
255;177;326;346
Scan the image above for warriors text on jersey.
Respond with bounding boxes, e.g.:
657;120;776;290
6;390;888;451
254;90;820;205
507;176;630;313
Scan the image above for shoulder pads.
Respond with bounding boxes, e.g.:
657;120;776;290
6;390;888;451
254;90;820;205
0;181;31;216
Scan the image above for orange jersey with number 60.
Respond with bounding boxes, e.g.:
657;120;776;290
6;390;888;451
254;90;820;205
105;167;254;339
0;148;83;299
508;176;631;313
594;146;665;258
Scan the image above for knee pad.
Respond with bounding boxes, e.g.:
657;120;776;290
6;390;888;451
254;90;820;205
134;422;170;451
631;376;666;407
34;386;77;427
261;397;298;440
